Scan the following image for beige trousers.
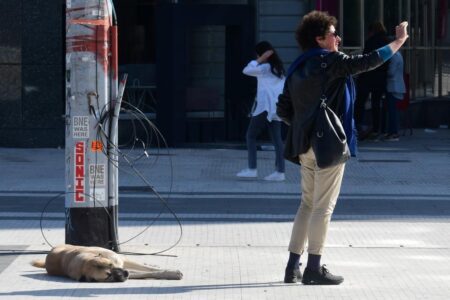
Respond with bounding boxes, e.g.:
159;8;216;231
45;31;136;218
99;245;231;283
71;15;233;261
288;148;345;255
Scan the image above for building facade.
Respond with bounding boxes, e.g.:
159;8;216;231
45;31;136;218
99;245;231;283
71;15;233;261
0;0;448;147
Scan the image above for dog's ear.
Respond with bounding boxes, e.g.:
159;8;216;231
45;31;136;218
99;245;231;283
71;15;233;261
78;275;87;282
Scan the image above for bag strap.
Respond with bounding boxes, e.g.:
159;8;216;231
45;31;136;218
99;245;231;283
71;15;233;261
319;55;329;109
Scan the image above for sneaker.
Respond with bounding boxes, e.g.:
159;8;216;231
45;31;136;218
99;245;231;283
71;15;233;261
384;134;400;142
301;265;344;285
263;171;285;181
284;267;302;283
236;168;257;178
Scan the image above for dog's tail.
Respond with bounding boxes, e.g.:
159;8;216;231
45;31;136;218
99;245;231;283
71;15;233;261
31;259;46;269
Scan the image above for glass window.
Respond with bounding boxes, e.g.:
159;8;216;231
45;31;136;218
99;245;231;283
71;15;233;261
186;26;225;118
114;1;156;64
383;0;401;36
364;0;383;36
342;0;362;48
113;0;157;115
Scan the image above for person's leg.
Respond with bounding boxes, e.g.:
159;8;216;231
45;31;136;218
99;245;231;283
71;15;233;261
380;94;388;135
371;90;384;134
284;251;302;283
285;148;315;283
301;151;346;285
288;148;316;255
354;86;369;133
387;93;400;135
267;120;285;173
306;161;345;258
245;112;267;169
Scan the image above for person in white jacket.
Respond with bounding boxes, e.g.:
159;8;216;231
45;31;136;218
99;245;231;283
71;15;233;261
236;41;286;181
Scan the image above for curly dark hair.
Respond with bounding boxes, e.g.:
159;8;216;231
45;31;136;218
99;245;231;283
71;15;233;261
295;10;337;51
255;41;285;78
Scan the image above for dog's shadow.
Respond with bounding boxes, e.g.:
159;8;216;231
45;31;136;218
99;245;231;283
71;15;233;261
22;272;74;283
0;273;285;297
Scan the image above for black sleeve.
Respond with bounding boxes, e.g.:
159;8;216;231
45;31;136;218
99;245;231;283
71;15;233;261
332;51;385;78
277;82;293;125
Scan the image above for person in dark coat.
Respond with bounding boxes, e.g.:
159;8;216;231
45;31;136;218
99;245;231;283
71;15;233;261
277;11;408;285
354;21;392;140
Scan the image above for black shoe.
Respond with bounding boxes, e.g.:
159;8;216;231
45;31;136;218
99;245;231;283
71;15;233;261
301;265;344;285
284;267;302;283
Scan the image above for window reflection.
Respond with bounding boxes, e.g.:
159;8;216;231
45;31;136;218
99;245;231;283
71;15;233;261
338;0;450;99
113;0;157;116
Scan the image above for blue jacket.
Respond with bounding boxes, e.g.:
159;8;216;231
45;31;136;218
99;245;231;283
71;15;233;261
386;52;406;98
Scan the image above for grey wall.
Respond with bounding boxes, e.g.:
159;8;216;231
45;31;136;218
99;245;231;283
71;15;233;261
257;0;313;68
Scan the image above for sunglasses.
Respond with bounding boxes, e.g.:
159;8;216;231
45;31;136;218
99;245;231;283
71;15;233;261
328;31;339;37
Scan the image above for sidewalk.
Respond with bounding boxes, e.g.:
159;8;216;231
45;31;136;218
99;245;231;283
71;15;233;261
0;129;449;299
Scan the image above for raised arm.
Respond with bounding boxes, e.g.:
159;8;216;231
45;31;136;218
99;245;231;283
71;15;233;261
386;22;409;55
375;21;408;64
242;60;268;76
257;50;274;64
335;21;409;77
242;50;274;77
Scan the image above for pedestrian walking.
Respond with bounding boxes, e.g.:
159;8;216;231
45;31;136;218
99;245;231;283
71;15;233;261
383;51;406;141
277;11;408;285
236;41;286;181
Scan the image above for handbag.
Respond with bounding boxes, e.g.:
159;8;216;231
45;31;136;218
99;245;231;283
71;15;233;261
310;60;350;168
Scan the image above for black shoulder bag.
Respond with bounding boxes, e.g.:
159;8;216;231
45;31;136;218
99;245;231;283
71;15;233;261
310;58;350;168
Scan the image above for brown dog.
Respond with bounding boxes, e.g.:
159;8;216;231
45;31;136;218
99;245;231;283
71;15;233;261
31;244;183;282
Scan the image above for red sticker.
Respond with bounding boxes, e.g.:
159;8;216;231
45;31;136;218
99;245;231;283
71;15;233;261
91;140;103;152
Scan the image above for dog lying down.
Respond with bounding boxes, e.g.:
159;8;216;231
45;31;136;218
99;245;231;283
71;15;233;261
31;244;183;282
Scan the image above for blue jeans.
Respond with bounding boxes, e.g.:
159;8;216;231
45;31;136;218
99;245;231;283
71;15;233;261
246;112;285;172
386;93;400;135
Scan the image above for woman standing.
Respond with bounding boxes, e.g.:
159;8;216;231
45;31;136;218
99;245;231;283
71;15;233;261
236;41;286;181
277;11;408;284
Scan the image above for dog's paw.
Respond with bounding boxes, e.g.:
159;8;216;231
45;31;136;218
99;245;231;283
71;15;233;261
171;270;183;280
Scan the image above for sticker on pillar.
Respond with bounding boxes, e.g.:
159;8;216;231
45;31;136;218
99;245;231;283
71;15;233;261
74;141;85;202
91;140;103;152
73;116;89;139
90;188;106;202
89;164;105;187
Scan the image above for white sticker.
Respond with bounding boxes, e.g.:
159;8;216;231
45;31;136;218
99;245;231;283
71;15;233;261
90;188;106;202
67;0;71;8
89;164;105;187
73;116;89;139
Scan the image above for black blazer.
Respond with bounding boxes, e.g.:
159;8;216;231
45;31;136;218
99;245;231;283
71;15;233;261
277;50;385;164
